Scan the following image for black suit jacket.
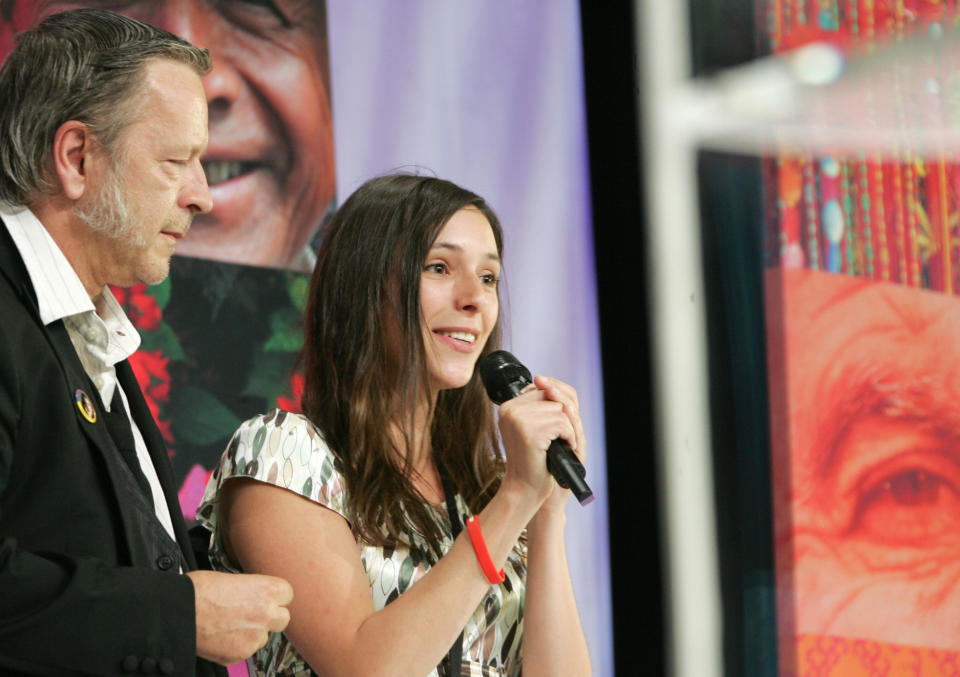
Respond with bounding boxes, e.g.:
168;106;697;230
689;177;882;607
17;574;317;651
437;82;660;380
0;220;224;676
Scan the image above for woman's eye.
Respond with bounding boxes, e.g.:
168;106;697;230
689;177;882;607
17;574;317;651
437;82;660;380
481;273;499;286
424;263;447;275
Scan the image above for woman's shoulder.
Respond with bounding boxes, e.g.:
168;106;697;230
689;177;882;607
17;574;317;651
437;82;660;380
234;407;320;438
230;408;318;439
202;408;348;517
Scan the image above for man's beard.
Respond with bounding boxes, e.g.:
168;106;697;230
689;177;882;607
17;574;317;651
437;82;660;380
75;160;148;248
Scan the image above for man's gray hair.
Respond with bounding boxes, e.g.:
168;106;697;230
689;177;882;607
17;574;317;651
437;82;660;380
0;8;211;205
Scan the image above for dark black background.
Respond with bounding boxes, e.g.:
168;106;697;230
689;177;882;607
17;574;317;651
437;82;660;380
580;2;774;675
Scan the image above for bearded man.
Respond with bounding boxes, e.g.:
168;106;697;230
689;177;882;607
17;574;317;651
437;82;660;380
0;9;292;676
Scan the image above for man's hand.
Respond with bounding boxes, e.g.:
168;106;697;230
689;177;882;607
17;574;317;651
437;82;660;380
187;570;293;666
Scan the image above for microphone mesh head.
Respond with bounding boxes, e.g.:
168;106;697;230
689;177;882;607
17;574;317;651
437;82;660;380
479;350;532;404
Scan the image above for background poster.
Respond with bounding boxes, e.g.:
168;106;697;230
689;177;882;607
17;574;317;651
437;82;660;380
760;2;960;673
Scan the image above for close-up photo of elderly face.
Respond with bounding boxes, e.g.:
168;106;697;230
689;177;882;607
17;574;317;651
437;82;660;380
0;0;336;272
768;268;960;654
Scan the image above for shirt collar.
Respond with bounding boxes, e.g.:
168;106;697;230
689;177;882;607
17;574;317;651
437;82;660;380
1;202;96;325
0;204;139;356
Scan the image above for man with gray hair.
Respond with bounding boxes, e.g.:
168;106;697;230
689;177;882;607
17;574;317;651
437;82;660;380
0;9;292;676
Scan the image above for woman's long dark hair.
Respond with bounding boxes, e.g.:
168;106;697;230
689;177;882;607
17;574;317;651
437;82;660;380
301;174;505;554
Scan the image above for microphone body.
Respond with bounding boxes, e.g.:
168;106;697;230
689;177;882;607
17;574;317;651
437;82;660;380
479;350;595;506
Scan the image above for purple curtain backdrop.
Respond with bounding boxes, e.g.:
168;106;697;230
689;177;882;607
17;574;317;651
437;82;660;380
326;2;612;674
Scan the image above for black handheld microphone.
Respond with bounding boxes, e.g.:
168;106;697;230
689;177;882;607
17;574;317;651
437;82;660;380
479;350;595;506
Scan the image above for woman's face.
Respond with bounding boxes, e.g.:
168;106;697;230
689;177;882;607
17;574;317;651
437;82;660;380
419;207;500;393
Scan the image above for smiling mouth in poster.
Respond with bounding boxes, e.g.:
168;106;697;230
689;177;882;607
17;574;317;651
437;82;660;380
1;0;336;273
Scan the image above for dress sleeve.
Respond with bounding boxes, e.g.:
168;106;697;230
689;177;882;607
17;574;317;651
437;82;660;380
195;409;348;573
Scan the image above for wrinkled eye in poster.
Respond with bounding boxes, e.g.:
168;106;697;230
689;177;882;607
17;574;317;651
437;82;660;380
762;5;960;672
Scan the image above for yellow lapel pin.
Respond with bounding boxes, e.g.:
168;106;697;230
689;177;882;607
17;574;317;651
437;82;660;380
75;389;97;424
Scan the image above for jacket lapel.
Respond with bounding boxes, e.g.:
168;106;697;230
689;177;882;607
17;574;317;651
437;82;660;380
0;216;39;317
45;317;160;527
117;360;198;569
0;218;191;566
0;221;126;480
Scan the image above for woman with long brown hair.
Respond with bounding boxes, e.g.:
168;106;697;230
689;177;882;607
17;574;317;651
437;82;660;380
197;173;591;677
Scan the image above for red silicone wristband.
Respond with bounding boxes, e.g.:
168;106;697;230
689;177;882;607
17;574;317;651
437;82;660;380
465;515;506;585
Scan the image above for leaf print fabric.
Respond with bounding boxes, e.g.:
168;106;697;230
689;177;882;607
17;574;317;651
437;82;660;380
196;409;525;677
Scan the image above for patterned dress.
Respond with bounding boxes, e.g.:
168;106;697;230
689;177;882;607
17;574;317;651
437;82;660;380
196;409;526;677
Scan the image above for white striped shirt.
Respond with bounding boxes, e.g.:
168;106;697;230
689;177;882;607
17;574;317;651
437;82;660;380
0;202;177;542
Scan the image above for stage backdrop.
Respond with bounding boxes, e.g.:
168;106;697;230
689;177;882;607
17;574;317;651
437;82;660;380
0;2;611;675
761;1;960;674
326;5;611;675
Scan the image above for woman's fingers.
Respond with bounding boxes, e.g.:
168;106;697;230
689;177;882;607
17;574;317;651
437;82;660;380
532;376;586;460
499;395;573;453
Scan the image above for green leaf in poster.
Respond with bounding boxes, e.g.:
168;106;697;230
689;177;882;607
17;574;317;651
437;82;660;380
168;385;242;446
263;307;304;353
288;274;310;311
139;321;186;360
242;350;297;403
147;276;172;310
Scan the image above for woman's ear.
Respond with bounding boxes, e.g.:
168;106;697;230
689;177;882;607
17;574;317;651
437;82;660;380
52;120;95;201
